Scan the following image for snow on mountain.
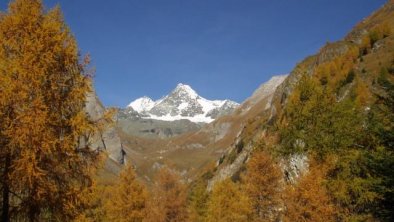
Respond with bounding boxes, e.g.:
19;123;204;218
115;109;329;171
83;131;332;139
128;96;155;113
126;83;240;123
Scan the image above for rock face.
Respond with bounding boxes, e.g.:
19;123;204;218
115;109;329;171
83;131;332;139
207;140;253;191
281;154;309;184
240;75;288;114
246;75;288;107
206;75;288;189
85;90;125;164
118;110;203;139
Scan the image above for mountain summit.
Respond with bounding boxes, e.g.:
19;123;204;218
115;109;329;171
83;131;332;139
127;83;239;123
127;96;155;113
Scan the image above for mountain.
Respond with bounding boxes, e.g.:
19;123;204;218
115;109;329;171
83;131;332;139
239;75;288;114
127;83;239;123
206;0;394;191
128;96;155;113
116;75;287;181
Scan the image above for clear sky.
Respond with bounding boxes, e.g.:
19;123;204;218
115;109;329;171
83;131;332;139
0;0;387;107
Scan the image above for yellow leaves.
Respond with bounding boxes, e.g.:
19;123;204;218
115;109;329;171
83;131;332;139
354;75;371;107
242;151;283;221
206;179;252;222
282;162;337;222
360;22;392;55
0;0;99;220
145;168;188;222
313;47;359;89
105;165;147;222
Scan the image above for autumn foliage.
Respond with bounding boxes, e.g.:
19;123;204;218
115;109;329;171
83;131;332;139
105;165;147;222
0;0;100;221
145;168;188;222
206;179;252;222
0;0;393;222
242;151;282;221
282;161;337;222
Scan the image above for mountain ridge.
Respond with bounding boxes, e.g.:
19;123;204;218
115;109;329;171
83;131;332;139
126;83;240;123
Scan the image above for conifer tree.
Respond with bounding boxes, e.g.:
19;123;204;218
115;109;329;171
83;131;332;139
188;180;209;222
145;168;188;222
0;0;99;221
206;179;252;222
242;151;282;221
282;163;336;222
105;165;147;222
279;74;363;159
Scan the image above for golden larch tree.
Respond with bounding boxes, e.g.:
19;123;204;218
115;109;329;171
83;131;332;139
188;180;209;222
105;165;147;222
242;151;283;221
206;179;253;222
145;168;188;222
0;0;100;221
282;162;337;222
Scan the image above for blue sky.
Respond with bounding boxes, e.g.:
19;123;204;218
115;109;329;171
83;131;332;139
0;0;387;107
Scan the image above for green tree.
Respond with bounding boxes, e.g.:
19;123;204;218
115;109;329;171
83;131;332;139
327;149;388;221
0;0;99;221
326;67;394;221
279;74;363;159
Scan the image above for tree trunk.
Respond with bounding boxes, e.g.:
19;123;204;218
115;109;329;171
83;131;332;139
1;155;10;222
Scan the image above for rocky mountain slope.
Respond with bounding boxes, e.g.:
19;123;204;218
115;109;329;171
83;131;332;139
206;0;394;189
117;75;287;181
96;1;394;186
117;83;239;139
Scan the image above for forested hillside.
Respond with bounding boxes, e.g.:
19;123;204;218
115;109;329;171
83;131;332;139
0;0;393;221
191;1;394;221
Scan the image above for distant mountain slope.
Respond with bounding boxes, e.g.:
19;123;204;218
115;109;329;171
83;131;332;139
117;75;287;182
117;84;239;139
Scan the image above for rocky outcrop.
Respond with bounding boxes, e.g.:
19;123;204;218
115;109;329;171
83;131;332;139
206;75;288;189
85;90;125;164
207;139;253;191
281;154;309;184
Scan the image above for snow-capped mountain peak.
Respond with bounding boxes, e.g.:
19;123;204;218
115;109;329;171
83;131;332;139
125;84;239;123
128;96;155;113
171;83;199;99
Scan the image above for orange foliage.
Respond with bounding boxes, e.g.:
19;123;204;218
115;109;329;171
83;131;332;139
242;151;282;221
145;168;188;222
206;179;252;222
0;0;100;220
105;165;147;222
282;161;337;222
314;46;359;89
